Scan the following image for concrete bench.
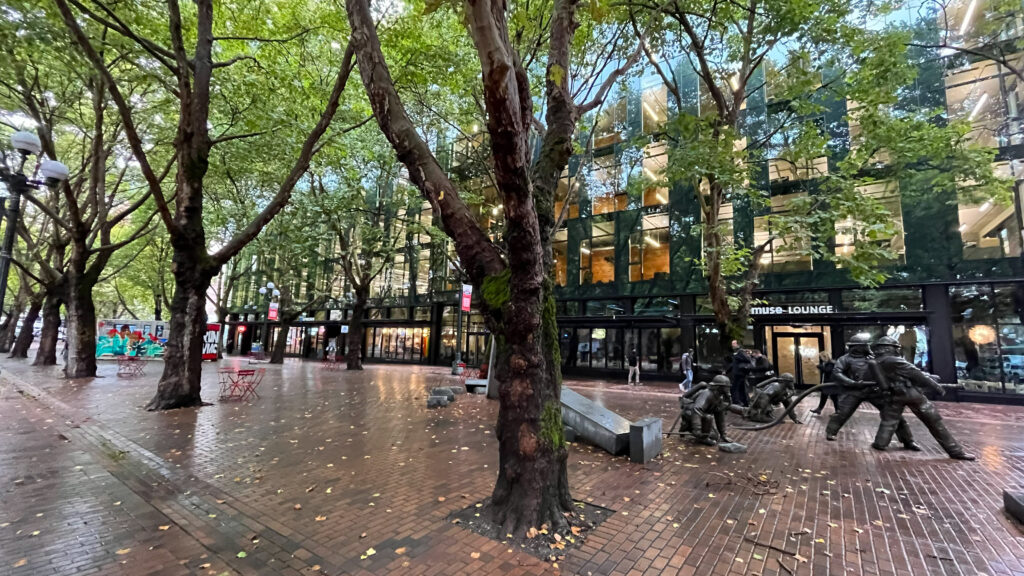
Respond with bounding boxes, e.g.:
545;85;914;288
561;388;631;455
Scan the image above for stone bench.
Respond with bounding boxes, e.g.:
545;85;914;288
560;388;631;456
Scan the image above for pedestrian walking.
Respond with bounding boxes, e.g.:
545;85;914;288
627;348;640;386
679;348;694;392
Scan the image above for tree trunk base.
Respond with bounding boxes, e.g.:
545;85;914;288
490;451;573;535
145;375;208;411
346;359;363;370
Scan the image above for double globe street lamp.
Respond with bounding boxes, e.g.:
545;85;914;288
0;131;69;319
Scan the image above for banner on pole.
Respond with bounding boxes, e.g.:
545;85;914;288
268;302;279;321
461;284;473;312
203;323;220;360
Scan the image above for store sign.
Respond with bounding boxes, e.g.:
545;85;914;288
461;284;473;312
750;305;836;315
268;302;279;321
203;323;220;360
341;325;349;334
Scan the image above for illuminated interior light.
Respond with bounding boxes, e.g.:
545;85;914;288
643;166;658;180
959;0;978;36
969;92;989;121
980;200;992;212
656;192;668;204
959;223;969;232
580;247;591;255
644;235;660;247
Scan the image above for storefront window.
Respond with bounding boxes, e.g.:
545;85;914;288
952;282;1024;393
634;297;678;316
553;229;568;287
630;212;670;281
591;328;609;369
754;192;812;272
834;181;906;266
581;220;615;285
585;299;624;316
841;288;922;312
556;301;581;316
416;247;431;295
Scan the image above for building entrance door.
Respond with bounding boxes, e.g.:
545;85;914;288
771;332;825;387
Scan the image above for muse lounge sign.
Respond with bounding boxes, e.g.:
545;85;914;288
750;305;836;315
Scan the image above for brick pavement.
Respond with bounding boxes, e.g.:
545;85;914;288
1;356;1023;575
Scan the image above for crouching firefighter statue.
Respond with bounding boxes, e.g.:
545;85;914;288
669;375;733;445
870;337;976;461
731;373;801;424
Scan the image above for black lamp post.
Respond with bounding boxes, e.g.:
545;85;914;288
257;281;280;356
0;131;69;320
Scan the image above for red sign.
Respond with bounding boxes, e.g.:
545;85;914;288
203;323;220;361
268;302;279;321
460;284;473;312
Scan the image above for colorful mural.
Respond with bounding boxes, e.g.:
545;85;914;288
96;323;166;358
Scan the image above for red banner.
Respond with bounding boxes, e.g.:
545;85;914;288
268;302;279;321
460;284;472;312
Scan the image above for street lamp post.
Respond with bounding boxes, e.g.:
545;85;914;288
257;281;280;358
0;131;69;320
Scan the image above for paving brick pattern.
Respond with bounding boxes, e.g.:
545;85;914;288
1;357;1023;575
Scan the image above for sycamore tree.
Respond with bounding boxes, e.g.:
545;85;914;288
53;0;368;409
345;0;641;531
627;0;1006;344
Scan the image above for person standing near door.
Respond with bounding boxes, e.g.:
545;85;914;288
679;348;694;392
728;340;752;406
627;348;641;386
810;351;838;415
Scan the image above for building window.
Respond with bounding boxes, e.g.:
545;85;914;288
635;296;678;316
416;247;431;295
585;154;627;215
554;170;580;220
642;82;668;134
581;220;615;285
945;56;1024;148
958;162;1022;260
553;229;568;287
642;143;668;207
841;288;922;312
700;178;735;245
754;192;813;272
594;98;627;148
952;282;1024;394
630;212;670;281
834;181;906;266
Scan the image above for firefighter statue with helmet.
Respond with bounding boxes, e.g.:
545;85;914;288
825;333;920;450
870;336;976;460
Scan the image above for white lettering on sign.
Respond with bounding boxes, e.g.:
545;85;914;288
750;305;835;315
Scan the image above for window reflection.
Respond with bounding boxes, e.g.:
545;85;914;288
834;181;906;266
629;212;670;281
553;229;568;287
581;221;615;285
754;192;813;271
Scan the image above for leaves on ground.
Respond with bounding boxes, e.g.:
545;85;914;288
115;548;131;555
359;547;376;560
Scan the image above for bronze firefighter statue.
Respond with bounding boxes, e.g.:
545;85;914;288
669;375;733;445
730;373;801;424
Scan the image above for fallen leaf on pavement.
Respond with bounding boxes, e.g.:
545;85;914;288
237;551;247;558
395;547;407;555
116;548;130;555
315;515;327;522
471;552;481;559
293;504;302;510
158;525;170;531
12;559;27;567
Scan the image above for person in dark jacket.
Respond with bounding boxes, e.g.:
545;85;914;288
727;340;752;406
810;351;838;414
627;348;640;385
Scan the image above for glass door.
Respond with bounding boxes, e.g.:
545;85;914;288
772;333;824;386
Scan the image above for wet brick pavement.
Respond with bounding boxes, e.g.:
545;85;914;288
1;356;1023;575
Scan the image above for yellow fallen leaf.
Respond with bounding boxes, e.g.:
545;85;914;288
12;559;27;567
395;547;407;555
158;525;170;531
116;548;131;555
359;547;376;560
526;527;539;539
571;526;581;535
471;552;481;559
315;515;327;522
198;563;211;569
815;538;825;543
30;531;39;537
437;497;446;502
326;487;333;494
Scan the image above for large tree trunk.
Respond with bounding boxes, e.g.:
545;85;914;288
65;269;100;378
0;295;26;352
269;318;291;364
33;295;62;366
346;286;368;370
146;262;215;411
10;299;41;358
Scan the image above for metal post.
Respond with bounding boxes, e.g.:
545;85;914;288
452;306;463;375
262;295;271;355
0;174;25;320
